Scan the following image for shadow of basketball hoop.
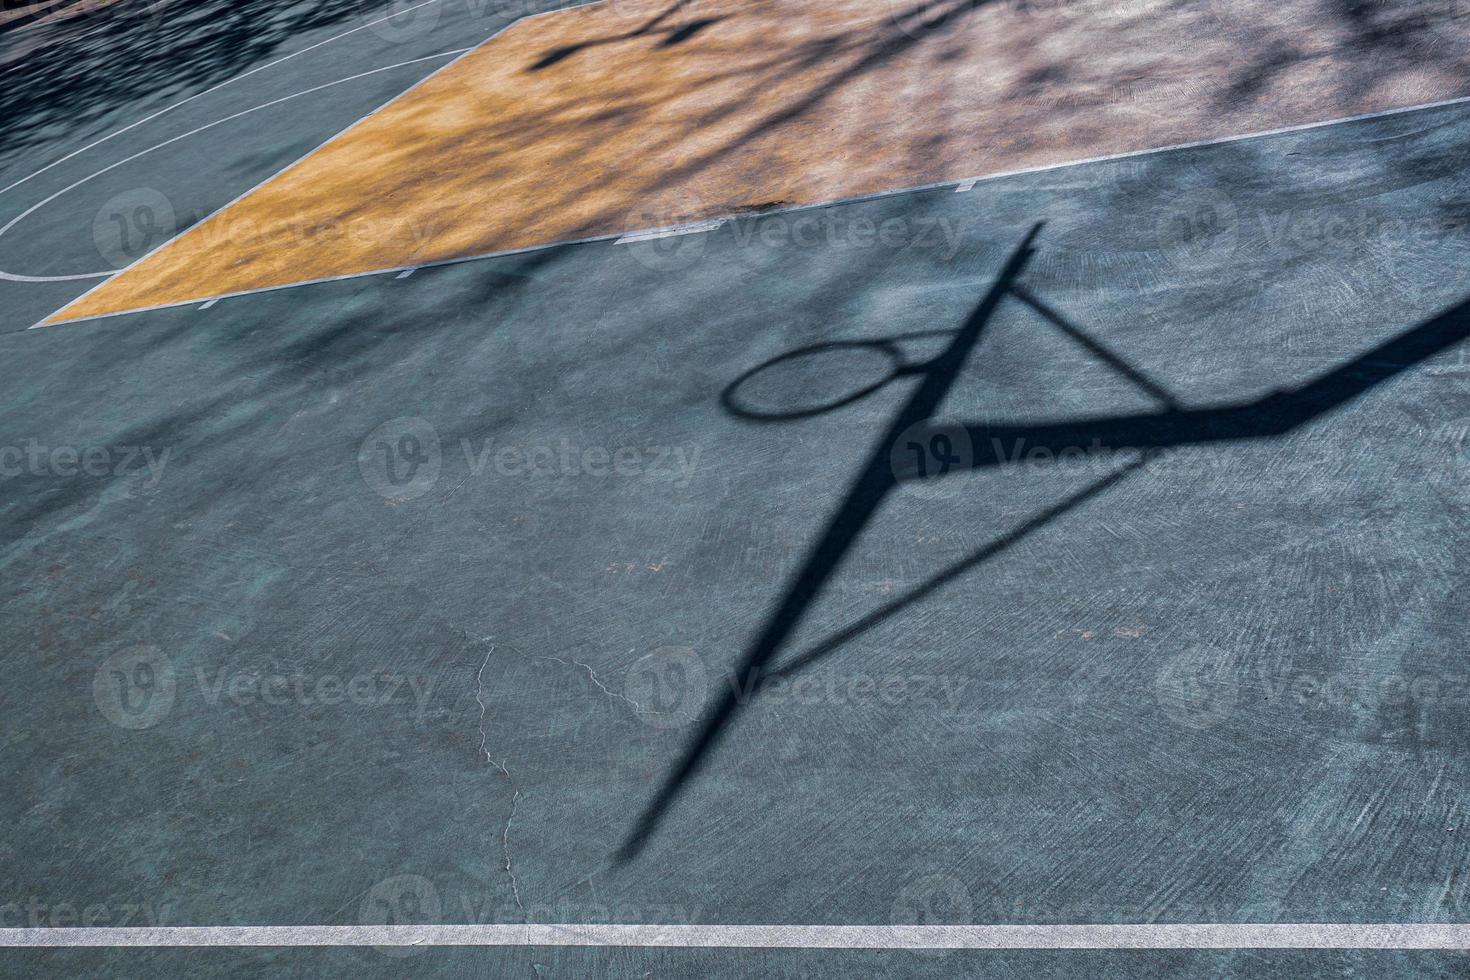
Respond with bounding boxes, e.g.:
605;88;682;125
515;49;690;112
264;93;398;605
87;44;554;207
721;331;957;422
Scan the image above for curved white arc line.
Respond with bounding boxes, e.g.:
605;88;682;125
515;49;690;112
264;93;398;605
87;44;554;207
31;0;611;325
0;0;448;199
0;48;468;283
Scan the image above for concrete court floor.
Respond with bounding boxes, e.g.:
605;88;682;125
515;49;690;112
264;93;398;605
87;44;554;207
2;0;1470;976
41;0;1470;321
3;99;1470;973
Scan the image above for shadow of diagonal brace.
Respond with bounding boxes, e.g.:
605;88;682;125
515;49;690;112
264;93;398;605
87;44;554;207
615;221;1470;863
614;223;1046;862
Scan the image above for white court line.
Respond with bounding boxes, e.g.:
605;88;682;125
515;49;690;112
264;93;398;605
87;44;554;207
33;0;597;327
0;0;448;199
31;89;1470;329
4;923;1470;948
615;218;728;241
0;49;470;283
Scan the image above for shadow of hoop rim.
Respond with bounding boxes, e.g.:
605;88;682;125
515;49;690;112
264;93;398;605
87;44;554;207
720;339;910;422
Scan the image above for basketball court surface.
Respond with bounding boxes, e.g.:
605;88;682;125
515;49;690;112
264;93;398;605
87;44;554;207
3;0;1470;973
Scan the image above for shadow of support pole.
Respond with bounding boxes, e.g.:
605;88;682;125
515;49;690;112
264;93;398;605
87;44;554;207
614;223;1043;863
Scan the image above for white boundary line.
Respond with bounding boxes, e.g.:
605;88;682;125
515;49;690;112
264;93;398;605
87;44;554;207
32;88;1470;329
615;217;728;241
0;49;471;283
4;923;1470;948
32;0;599;328
0;0;449;198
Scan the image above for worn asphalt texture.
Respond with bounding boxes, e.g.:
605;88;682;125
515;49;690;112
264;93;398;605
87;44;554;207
3;0;1470;976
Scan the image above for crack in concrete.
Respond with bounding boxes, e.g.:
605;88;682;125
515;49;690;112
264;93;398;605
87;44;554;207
475;644;527;922
537;653;643;713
